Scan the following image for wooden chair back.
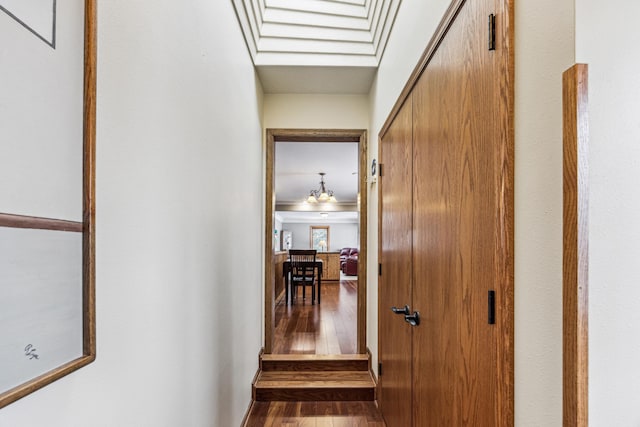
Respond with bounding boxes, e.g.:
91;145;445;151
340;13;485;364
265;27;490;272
289;249;317;280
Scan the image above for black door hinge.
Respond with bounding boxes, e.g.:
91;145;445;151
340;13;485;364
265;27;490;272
488;14;496;51
378;263;382;276
488;290;496;324
378;362;383;376
379;163;384;177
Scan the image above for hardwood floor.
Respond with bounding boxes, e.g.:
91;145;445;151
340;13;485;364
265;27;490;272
254;371;375;402
274;279;357;355
249;279;377;425
244;401;386;427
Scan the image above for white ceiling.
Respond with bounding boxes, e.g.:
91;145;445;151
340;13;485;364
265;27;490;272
257;66;377;94
231;0;402;92
275;142;359;204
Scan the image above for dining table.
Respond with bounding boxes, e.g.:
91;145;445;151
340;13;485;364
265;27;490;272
282;259;323;305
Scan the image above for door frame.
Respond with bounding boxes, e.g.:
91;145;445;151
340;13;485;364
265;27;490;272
264;128;368;354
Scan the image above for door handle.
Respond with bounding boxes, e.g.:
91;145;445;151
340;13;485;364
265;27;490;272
404;311;420;326
391;305;410;315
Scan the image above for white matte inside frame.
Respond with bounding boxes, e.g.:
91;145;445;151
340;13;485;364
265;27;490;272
0;227;83;392
0;0;55;45
0;0;84;221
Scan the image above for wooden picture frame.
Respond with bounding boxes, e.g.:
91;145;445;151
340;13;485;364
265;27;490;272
0;0;96;408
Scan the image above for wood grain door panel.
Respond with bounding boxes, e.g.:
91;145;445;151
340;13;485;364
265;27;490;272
378;97;413;427
378;0;513;424
411;0;498;425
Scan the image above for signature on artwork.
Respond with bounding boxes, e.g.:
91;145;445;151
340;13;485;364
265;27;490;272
24;344;39;360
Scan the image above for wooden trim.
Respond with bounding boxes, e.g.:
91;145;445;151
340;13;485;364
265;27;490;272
264;129;368;355
0;0;97;409
0;214;83;232
265;130;276;354
379;0;467;139
376;131;382;390
357;131;368;354
0;355;95;408
367;347;378;401
494;1;515;425
82;0;97;361
240;400;256;427
562;63;589;427
250;365;262;402
242;357;263;427
269;129;362;142
258;347;265;371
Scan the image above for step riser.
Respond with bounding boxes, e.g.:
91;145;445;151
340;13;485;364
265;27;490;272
255;388;374;402
261;360;369;372
254;355;375;403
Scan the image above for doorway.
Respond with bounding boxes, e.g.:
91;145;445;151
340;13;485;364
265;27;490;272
264;129;368;355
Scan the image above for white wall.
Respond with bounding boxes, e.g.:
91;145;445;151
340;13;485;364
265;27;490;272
283;222;358;252
264;93;369;129
0;0;263;425
514;1;575;423
576;1;640;424
368;0;574;425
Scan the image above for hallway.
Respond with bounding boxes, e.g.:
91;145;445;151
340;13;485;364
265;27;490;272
3;0;638;425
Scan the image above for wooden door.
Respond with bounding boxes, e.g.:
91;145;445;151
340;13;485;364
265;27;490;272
411;0;501;425
378;98;413;427
379;0;513;425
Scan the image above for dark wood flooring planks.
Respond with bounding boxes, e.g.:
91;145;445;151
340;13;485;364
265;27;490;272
244;401;386;427
254;371;375;402
274;280;357;355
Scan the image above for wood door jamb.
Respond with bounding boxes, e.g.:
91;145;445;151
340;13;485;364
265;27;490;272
264;129;369;355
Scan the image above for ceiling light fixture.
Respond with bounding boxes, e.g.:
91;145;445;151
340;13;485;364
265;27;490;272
306;172;337;204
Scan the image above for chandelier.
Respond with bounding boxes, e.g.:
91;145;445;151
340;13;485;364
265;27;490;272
306;172;337;203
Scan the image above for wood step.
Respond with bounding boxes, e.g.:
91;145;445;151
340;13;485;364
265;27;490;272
253;370;376;402
261;354;369;372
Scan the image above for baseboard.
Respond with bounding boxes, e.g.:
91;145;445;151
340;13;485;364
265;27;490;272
258;347;264;371
366;347;377;379
241;348;264;426
367;347;379;401
240;399;256;427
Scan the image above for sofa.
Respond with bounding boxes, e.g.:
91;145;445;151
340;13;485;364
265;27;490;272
340;247;359;276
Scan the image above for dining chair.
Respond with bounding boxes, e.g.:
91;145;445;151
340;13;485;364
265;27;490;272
288;249;317;304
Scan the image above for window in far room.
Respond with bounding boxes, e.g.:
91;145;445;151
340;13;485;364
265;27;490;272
310;225;329;252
